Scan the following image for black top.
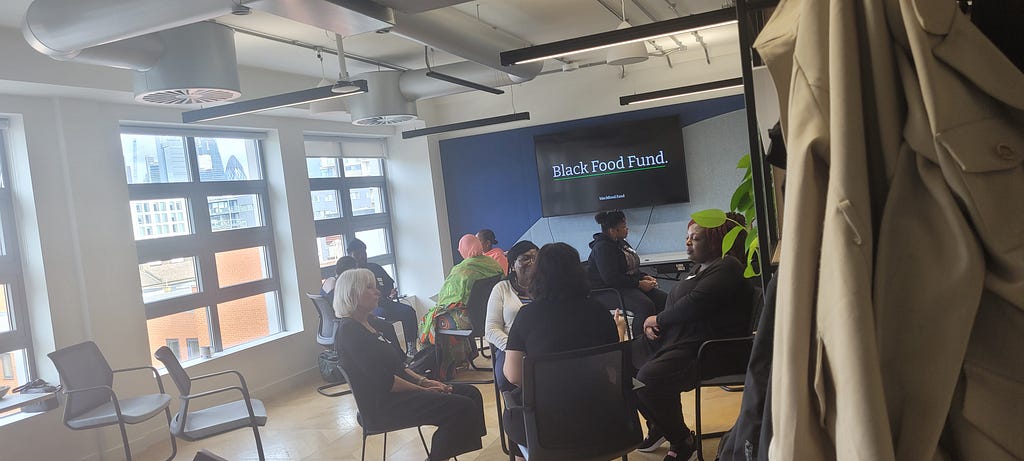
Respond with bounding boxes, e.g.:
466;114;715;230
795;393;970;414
587;232;643;289
362;262;396;297
653;255;753;354
507;297;620;355
335;316;413;408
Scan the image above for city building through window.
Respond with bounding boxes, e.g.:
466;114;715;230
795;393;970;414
121;129;282;367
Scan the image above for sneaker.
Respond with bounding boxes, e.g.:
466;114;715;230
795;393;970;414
663;434;698;461
638;428;667;453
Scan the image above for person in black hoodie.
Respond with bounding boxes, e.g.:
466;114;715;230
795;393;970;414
587;210;668;339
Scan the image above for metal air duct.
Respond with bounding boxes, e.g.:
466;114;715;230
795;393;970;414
346;71;417;126
133;23;241;104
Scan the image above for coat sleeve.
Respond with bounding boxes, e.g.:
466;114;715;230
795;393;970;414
591;243;641;289
656;259;743;327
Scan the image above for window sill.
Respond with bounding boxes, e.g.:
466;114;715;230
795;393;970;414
165;329;304;372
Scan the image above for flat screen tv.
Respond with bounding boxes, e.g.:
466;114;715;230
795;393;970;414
534;115;688;217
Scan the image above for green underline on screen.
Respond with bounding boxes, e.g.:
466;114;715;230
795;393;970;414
554;164;667;181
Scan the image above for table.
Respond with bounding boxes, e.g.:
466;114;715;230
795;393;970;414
639;251;693;280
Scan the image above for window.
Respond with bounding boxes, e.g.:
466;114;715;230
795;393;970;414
165;339;181;359
0;125;34;389
121;130;282;367
186;338;200;360
305;137;397;282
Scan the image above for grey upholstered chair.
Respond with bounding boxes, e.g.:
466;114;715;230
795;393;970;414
306;292;351;397
48;341;177;461
154;346;267;461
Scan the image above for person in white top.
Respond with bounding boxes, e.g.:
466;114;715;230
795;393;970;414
484;240;539;391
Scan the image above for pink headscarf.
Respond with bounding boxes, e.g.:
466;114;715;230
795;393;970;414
458;234;484;259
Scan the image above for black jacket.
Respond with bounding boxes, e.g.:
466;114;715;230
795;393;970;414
587;232;642;290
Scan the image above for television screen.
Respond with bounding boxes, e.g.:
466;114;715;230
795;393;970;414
534;115;688;217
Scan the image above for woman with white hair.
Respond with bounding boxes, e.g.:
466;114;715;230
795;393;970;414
333;269;486;461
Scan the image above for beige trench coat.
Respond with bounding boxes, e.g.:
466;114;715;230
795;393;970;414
755;0;1023;459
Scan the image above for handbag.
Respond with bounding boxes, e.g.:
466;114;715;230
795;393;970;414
12;379;61;413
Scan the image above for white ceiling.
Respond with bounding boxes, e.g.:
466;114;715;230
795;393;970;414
0;0;737;82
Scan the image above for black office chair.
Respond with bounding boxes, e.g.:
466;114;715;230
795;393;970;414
581;262;635;340
434;275;502;384
306;292;351;397
336;365;440;461
506;341;643;461
693;337;754;461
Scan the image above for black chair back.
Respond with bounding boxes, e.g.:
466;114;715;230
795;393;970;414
47;341;115;419
335;364;383;431
696;337;755;383
521;341;642;461
154;346;192;396
466;275;502;336
306;293;338;347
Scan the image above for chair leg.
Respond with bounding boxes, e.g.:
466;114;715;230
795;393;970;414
118;420;133;461
694;385;704;461
382;432;388;461
317;381;352;397
417;426;430;455
162;407;178;461
361;432;368;461
251;421;266;461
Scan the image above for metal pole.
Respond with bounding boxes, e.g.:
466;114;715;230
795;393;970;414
735;0;775;290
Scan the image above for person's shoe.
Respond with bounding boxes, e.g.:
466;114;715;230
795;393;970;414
638;428;667;453
663;434;698;461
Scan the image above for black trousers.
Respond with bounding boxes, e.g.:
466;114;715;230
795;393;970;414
634;346;699;447
377;384;486;460
591;287;668;338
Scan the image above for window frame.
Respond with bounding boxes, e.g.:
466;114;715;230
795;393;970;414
305;138;398;283
123;131;282;354
0;127;35;383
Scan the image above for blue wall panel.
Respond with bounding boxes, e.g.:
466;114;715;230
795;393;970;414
440;94;745;260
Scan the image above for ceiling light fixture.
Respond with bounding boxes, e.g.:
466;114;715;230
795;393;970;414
402;112;530;139
605;0;648;66
182;81;367;123
423;47;505;95
500;8;736;65
619;77;743;106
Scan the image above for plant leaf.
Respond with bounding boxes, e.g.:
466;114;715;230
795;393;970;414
744;261;758;278
730;175;753;211
691;209;727;228
721;226;743;258
745;226;758;252
736;154;751;170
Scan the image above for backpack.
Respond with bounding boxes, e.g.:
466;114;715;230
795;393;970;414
318;349;345;384
407;344;437;379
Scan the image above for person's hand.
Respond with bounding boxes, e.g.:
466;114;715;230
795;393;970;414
422;379;452;393
613;309;628;338
642;274;656;282
638;279;657;292
643;315;660;340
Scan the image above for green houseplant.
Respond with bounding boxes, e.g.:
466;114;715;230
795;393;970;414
691;154;761;278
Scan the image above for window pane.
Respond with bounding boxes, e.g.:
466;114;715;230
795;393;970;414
186;338;200;360
140;257;199;303
218;292;279;349
130;198;192;240
311;190;341;220
354;228;388;258
215;247;270;288
147;307;211;368
306;157;340;178
316;235;346;269
0;349;29;389
195;138;262;181
0;284;11;332
350;187;384;216
121;134;191;184
343;158;383;177
208;194;263;231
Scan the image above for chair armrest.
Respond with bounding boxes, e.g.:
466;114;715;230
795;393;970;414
112;365;167;394
64;384;115;397
696;336;754;360
183;385;245;401
191;370;253;395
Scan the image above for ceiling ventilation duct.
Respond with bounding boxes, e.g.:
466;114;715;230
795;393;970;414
133;23;241;104
346;71;417;126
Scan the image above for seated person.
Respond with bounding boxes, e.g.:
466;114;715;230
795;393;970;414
334;268;487;461
634;217;755;461
477;228;509;275
485;240;539;392
418;234;504;381
348;238;418;355
502;243;626;459
587;210;668;338
321;256;359;301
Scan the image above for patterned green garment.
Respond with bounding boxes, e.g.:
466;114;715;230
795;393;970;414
418;255;503;380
